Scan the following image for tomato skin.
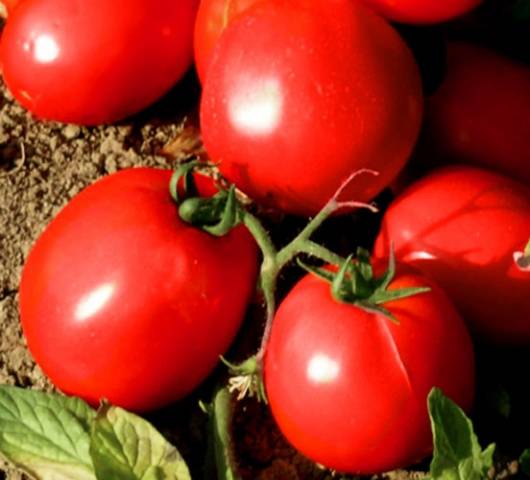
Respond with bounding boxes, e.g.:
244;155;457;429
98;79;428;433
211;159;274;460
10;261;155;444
200;0;423;217
19;168;258;412
0;0;198;124
264;265;474;474
374;166;530;344
424;43;530;186
194;0;260;83
360;0;481;24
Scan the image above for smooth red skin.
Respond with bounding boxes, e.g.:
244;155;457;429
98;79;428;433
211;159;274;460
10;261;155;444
0;0;198;125
374;166;530;344
360;0;481;24
265;266;474;474
194;0;260;83
19;168;258;412
425;43;530;186
200;0;423;217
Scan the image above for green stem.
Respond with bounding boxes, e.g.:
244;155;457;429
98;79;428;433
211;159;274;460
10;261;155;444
171;165;379;396
242;195;372;367
298;240;346;266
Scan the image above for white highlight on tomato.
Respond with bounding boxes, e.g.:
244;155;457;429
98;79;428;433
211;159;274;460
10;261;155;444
33;35;60;63
307;353;340;384
404;250;436;262
228;78;283;136
75;283;115;321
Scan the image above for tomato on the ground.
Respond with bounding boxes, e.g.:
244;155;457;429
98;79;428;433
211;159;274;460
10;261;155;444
360;0;482;24
264;263;474;474
194;0;260;83
374;166;530;344
0;0;198;124
200;0;423;217
423;42;530;186
19;168;258;412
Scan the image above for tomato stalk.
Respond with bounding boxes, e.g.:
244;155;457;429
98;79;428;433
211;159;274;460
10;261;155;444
172;165;378;400
298;247;430;323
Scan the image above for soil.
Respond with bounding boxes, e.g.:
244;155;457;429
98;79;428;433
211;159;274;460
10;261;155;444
1;3;530;478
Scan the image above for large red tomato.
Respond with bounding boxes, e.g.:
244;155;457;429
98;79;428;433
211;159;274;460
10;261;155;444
360;0;482;24
374;166;530;344
424;42;530;186
194;0;260;83
264;264;474;474
0;0;198;124
200;0;423;217
19;168;258;412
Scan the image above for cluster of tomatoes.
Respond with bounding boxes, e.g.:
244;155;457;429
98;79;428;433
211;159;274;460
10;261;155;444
3;0;530;476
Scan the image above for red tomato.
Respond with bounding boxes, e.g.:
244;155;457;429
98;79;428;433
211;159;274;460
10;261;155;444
0;0;198;124
360;0;482;24
264;265;474;474
424;42;530;186
194;0;260;83
19;168;258;412
200;0;423;217
374;166;530;344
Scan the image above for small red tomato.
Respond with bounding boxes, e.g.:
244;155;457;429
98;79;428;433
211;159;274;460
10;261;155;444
360;0;482;24
19;168;258;412
424;42;530;186
194;0;260;83
374;166;530;344
0;0;198;124
265;264;474;474
200;0;423;217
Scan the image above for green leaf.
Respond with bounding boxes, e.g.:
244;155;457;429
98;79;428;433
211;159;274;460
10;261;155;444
429;388;495;480
0;385;96;480
207;388;239;480
520;449;530;476
90;403;191;480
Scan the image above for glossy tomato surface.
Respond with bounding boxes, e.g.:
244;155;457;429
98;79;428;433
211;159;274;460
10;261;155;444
0;0;198;124
375;166;530;344
360;0;481;24
194;0;260;83
424;42;530;186
19;168;258;412
265;265;474;474
200;0;423;217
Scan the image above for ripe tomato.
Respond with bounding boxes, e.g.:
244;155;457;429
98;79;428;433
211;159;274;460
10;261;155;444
200;0;423;217
374;166;530;344
424;42;530;186
19;168;258;412
360;0;482;24
264;264;474;474
0;0;198;124
194;0;259;83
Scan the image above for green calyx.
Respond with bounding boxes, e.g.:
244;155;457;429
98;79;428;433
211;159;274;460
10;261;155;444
300;247;430;323
170;162;242;237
